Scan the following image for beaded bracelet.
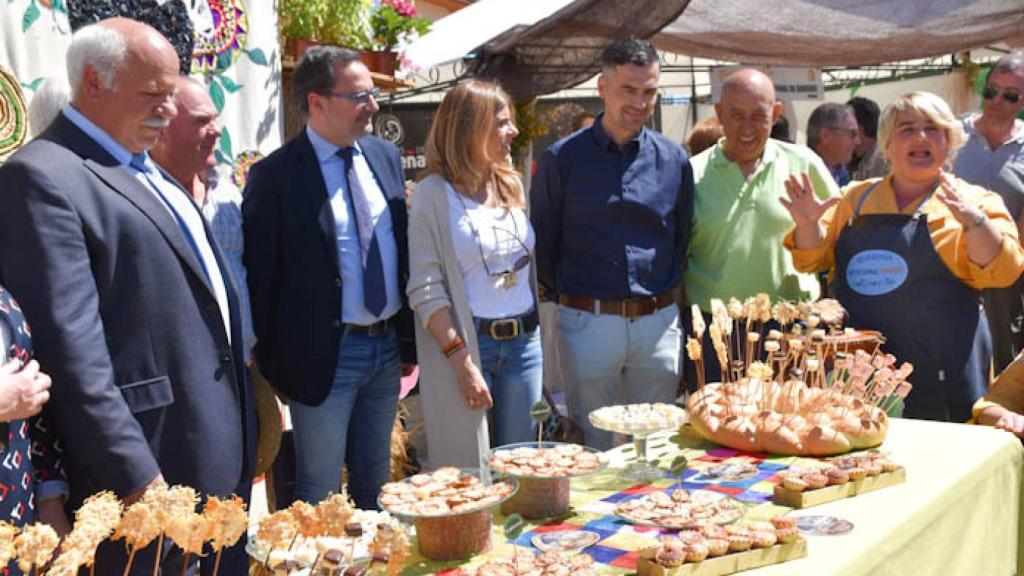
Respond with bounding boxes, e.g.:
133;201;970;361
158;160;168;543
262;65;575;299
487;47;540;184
442;336;465;358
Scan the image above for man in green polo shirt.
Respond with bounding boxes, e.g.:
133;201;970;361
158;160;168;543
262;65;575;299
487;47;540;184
683;68;837;381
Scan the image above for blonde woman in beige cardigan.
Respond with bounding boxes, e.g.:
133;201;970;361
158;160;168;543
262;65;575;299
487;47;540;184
406;80;542;470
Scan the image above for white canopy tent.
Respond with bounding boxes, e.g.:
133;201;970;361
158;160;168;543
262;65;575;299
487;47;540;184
404;0;577;72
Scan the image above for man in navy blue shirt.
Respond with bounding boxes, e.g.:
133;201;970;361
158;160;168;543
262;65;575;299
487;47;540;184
531;38;694;449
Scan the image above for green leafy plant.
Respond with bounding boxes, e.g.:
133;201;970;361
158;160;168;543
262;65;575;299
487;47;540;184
511;98;549;158
278;0;371;48
369;0;430;51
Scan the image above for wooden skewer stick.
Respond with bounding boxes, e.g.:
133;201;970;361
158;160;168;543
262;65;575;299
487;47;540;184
180;553;190;576
123;547;137;576
152;534;164;576
212;549;223;576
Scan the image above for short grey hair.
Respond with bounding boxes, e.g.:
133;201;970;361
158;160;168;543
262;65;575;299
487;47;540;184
28;76;70;138
67;23;126;94
293;45;361;113
806;103;854;151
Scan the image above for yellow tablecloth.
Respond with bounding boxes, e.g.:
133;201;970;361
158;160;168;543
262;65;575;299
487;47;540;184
639;419;1024;576
402;418;1024;575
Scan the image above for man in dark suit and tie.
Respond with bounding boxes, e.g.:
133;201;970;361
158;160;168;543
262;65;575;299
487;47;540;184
0;18;254;574
243;46;415;509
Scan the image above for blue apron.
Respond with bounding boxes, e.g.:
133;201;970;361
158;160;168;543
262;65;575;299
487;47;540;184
830;182;990;422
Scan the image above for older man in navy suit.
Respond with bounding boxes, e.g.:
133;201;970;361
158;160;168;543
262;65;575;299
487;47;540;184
243;46;415;510
0;18;254;575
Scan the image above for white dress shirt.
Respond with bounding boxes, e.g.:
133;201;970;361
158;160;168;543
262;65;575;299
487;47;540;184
306;126;401;325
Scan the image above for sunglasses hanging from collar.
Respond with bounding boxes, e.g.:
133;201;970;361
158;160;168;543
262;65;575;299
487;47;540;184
453;192;532;290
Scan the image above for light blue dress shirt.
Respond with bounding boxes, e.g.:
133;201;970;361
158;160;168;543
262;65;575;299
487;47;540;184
306;126;401;325
202;169;255;360
61;105;233;343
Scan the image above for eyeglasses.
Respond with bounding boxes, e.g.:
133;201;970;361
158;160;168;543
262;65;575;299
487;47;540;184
320;86;381;105
826;126;858;139
982;86;1022;104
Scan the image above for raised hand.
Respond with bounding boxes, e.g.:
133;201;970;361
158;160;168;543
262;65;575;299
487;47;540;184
934;172;983;228
780;172;840;228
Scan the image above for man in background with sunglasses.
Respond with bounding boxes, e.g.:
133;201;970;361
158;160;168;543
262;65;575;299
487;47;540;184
243;45;415;509
954;51;1024;373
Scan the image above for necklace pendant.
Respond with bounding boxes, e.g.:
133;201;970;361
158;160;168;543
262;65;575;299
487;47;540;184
500;271;517;289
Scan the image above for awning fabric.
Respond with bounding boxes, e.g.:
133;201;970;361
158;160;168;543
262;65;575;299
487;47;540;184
406;0;1024;99
652;0;1024;67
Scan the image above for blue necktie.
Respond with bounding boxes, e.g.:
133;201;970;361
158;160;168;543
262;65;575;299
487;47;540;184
338;147;387;317
130;153;210;282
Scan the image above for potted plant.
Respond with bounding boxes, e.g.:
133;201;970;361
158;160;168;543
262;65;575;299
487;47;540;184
364;0;430;76
279;0;371;60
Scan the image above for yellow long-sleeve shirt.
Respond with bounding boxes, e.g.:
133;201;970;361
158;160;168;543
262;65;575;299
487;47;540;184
973;354;1024;419
783;175;1024;290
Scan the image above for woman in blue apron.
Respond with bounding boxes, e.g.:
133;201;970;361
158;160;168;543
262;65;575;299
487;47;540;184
782;92;1024;422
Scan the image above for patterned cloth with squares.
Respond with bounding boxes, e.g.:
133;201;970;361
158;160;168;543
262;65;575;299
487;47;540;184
428;441;802;575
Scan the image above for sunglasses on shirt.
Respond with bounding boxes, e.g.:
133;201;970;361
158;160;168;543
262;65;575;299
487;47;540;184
480;230;532;278
982;86;1022;104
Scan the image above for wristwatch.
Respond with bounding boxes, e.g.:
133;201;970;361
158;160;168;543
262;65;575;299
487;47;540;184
965;211;988;231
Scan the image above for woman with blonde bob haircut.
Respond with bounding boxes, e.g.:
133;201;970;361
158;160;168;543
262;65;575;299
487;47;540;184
782;91;1024;422
407;79;543;469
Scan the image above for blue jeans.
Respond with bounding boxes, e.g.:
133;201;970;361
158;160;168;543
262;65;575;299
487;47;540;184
290;325;400;509
475;322;543;446
558;304;681;450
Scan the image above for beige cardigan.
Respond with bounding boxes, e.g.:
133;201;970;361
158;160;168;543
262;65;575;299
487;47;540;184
407;173;540;471
406;173;489;471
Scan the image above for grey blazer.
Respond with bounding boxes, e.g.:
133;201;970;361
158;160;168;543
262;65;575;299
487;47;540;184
0;113;255;509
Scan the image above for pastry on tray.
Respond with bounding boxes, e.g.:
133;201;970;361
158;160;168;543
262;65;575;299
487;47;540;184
464;549;597;576
378;467;516;517
615;489;745;530
778;452;901;492
489;443;604;478
686;296;913;456
639;516;802;573
589;403;688;434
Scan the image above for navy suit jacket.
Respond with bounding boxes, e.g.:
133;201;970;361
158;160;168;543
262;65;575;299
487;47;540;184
242;131;415;406
0;113;255;509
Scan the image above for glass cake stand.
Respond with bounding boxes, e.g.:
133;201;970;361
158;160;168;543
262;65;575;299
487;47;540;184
588;409;687;482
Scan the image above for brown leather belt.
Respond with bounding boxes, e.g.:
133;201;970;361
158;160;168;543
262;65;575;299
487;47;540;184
344;318;391;337
558;291;675;318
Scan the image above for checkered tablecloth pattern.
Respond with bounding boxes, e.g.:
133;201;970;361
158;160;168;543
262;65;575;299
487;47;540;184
414;433;802;575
